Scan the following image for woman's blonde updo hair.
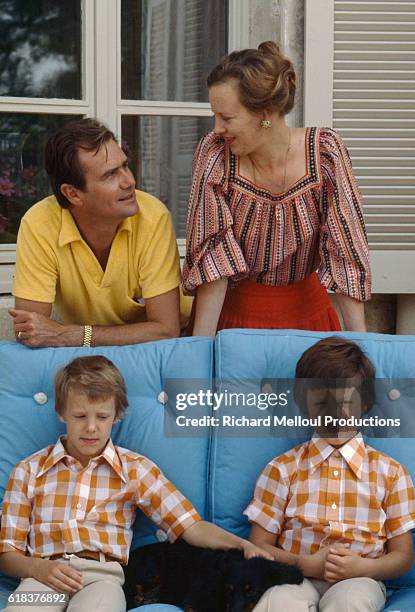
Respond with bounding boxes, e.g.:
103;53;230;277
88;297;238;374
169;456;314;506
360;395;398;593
207;41;296;116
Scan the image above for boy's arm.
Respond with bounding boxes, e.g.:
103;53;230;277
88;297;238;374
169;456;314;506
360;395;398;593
324;531;413;583
181;521;273;560
249;522;332;578
0;552;83;594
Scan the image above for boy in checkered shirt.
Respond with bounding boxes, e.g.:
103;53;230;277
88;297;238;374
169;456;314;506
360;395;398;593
0;355;268;612
245;337;415;612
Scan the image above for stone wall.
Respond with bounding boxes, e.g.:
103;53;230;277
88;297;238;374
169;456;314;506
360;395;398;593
0;297;14;341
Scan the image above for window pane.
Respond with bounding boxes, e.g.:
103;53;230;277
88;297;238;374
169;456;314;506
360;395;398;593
0;1;81;99
0;113;82;242
121;0;228;102
122;115;213;238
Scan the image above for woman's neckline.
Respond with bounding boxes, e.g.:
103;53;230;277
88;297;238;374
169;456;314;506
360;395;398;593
232;127;313;200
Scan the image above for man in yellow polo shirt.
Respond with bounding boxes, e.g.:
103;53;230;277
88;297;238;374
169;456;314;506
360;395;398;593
9;118;181;347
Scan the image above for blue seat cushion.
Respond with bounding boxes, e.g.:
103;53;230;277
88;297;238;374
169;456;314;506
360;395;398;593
0;337;212;551
384;587;415;611
0;575;18;611
212;329;415;587
130;606;182;611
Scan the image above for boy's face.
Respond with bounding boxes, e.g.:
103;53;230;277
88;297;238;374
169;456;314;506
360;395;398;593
306;385;364;447
58;390;118;466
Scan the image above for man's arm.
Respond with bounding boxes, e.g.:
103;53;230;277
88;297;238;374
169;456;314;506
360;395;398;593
324;532;413;583
0;552;83;594
10;289;180;347
181;520;272;560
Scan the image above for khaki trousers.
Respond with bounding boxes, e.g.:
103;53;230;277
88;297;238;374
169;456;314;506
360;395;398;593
253;577;387;612
4;556;125;612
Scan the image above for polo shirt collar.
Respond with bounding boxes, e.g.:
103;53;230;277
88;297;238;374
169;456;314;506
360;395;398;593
37;436;126;482
308;432;366;479
58;209;133;247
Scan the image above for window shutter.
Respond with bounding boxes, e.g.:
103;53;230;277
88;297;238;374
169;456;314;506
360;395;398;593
333;1;415;266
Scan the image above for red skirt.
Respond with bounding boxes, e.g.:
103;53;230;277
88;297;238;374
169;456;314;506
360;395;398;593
217;273;341;332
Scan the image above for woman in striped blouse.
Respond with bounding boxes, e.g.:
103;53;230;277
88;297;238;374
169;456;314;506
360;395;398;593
182;42;371;336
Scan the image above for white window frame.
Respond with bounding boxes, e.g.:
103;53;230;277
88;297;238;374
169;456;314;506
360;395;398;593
0;0;249;279
98;0;250;257
304;0;415;294
0;0;95;285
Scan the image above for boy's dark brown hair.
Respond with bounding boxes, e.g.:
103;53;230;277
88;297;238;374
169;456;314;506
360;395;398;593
54;355;128;419
44;118;116;209
294;336;376;414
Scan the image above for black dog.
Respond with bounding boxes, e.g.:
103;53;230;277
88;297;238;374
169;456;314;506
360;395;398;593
123;540;303;611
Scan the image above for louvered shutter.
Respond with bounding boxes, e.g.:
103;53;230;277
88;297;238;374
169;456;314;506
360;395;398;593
332;0;415;291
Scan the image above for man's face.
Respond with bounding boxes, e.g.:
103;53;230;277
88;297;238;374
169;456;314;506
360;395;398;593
306;385;364;447
59;390;118;466
75;138;138;224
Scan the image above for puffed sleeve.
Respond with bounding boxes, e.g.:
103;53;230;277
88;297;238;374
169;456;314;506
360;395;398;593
318;128;371;301
182;131;248;295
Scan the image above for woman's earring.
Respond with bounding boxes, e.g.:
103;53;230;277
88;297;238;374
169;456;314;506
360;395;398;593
260;119;272;129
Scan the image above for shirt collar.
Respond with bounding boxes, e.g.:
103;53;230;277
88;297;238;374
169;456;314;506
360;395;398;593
307;432;366;479
37;436;126;482
58;209;133;247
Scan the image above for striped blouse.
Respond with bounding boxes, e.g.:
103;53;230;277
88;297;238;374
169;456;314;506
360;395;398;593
182;128;371;301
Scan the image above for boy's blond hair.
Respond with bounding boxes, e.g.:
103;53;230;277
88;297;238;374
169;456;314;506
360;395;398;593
54;355;128;419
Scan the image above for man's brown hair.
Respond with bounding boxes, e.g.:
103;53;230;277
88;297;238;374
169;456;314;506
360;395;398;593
44;118;116;208
54;355;128;419
294;336;376;413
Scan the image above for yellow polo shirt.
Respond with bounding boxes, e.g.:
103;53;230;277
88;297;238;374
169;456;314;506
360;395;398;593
13;191;181;326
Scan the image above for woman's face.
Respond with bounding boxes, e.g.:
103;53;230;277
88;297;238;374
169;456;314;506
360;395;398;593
209;79;263;156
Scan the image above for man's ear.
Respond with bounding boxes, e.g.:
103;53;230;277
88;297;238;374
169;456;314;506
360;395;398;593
60;183;84;208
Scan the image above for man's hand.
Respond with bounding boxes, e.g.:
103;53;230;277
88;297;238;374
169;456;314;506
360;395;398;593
240;540;273;561
31;558;83;594
324;546;364;583
9;309;82;348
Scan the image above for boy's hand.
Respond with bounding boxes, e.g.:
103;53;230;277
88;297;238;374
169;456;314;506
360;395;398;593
324;546;364;583
31;558;83;593
241;540;274;561
299;546;331;579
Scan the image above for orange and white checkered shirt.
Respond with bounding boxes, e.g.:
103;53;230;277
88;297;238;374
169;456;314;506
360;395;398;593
0;437;200;564
244;434;415;557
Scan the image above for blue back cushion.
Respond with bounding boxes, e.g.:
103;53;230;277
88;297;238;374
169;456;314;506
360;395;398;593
212;329;415;587
0;337;212;550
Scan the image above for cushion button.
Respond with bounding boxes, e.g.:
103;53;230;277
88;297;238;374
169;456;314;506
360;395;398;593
33;392;48;405
388;389;400;401
158;391;168;404
156;529;168;542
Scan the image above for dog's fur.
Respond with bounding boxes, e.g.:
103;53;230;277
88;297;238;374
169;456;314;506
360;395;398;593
123;540;303;611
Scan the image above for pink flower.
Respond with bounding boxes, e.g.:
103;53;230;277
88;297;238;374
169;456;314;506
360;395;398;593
0;176;15;197
21;166;36;181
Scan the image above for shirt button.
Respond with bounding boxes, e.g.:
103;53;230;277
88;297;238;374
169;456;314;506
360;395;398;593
76;503;82;509
333;470;339;476
331;503;337;510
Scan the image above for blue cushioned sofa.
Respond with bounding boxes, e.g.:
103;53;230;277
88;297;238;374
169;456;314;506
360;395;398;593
1;329;415;611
